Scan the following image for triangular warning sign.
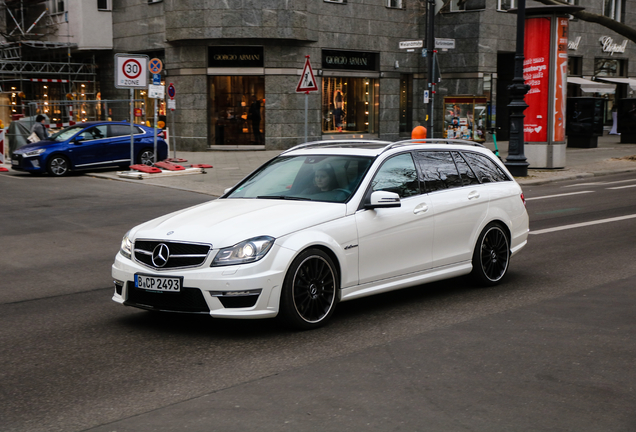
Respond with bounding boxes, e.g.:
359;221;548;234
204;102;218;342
296;56;318;93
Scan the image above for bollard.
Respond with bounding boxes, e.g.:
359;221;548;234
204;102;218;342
411;125;427;140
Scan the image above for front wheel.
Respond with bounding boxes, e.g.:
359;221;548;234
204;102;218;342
138;148;155;166
279;248;339;330
471;223;510;286
47;155;70;176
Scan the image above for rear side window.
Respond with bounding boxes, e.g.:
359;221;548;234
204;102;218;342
371;153;420;198
109;124;142;137
451;151;479;186
462;152;510;183
415;151;462;192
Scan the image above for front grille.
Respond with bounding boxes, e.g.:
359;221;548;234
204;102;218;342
134;240;211;269
125;282;210;313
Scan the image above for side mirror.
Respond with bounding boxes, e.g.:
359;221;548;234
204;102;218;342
223;187;233;195
365;190;401;209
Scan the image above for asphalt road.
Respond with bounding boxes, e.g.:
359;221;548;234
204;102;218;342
1;171;635;431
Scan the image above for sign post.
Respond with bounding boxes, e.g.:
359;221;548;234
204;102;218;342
296;56;319;142
148;58;163;165
114;54;149;168
168;83;176;160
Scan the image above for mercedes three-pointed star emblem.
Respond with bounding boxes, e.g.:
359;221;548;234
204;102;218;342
152;243;170;268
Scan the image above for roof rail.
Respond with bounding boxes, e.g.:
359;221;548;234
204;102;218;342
380;138;486;154
280;139;392;155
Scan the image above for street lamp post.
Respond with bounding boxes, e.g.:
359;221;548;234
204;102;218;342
505;0;530;177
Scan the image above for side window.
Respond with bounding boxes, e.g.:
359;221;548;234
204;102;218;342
109;124;135;137
462;152;510;183
452;151;480;186
415;151;462;192
371;153;420;198
81;125;107;140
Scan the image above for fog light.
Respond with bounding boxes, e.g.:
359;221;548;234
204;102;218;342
114;279;124;295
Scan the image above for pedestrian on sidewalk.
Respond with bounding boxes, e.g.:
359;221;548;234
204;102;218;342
31;115;49;141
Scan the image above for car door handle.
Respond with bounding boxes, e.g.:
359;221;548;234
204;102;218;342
468;191;480;200
413;203;429;214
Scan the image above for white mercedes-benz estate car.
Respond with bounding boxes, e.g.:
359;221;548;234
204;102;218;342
112;139;529;330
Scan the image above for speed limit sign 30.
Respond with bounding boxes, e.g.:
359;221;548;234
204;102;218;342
115;54;149;89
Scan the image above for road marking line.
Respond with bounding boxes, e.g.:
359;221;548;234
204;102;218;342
565;179;636;188
526;191;594;201
607;184;636;190
530;214;636;235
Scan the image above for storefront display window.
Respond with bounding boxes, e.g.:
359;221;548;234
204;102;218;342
209;76;265;146
322;77;378;134
443;97;487;142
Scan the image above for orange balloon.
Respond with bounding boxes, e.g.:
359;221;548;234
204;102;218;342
411;125;427;139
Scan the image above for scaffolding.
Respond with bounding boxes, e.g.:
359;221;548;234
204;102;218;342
0;0;97;106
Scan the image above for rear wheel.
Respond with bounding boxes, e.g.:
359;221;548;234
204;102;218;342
47;155;70;176
471;223;510;286
279;248;338;330
138;148;155;166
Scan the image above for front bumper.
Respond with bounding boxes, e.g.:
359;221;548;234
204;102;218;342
111;244;292;319
11;154;45;173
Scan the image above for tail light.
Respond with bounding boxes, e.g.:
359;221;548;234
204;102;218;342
520;192;526;207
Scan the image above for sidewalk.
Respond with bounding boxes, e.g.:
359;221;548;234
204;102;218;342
4;134;636;196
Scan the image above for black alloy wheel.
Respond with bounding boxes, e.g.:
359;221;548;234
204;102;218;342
280;248;338;330
47;155;70;176
471;223;510;286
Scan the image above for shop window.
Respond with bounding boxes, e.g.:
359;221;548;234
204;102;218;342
594;58;626;77
209;76;265;146
444;0;485;12
387;0;403;9
603;0;625;22
322;77;378;135
399;74;413;135
443;97;487;142
97;0;110;11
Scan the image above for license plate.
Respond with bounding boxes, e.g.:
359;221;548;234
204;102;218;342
12;159;18;166
135;274;182;292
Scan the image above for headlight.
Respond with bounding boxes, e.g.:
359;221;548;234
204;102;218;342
24;148;46;157
212;236;274;267
120;231;133;259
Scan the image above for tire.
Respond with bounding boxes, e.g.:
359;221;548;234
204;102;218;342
47;155;70;176
279;248;339;330
138;148;155;166
471;223;510;286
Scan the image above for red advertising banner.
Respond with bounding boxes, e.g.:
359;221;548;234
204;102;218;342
523;17;552;142
553;17;569;142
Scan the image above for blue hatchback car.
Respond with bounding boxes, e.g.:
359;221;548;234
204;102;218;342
11;121;168;176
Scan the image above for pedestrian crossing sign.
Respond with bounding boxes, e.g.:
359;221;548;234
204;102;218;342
296;56;318;93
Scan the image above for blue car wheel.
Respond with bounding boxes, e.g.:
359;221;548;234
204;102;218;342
47;155;71;176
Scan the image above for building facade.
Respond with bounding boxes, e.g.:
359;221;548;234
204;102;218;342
3;0;636;152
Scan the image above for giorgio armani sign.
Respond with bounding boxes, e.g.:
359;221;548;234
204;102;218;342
208;46;264;68
322;50;378;71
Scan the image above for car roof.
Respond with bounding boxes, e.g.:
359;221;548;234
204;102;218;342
281;139;491;158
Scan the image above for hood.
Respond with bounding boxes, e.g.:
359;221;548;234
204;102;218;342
130;198;346;248
13;140;57;152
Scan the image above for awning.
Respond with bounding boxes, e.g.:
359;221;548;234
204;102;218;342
596;76;636;91
567;76;615;94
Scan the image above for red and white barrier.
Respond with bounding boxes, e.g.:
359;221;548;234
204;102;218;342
0;128;5;164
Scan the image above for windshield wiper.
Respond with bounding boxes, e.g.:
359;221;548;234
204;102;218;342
257;195;312;201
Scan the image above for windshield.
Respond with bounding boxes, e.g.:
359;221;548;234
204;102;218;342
226;155;374;203
50;125;86;142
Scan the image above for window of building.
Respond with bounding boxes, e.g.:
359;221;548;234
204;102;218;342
97;0;110;11
48;0;65;13
399;74;413;135
568;56;583;76
603;0;625;21
445;0;485;12
387;0;404;8
497;0;514;11
148;0;163;3
324;0;346;3
595;58;626;77
322;77;378;135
